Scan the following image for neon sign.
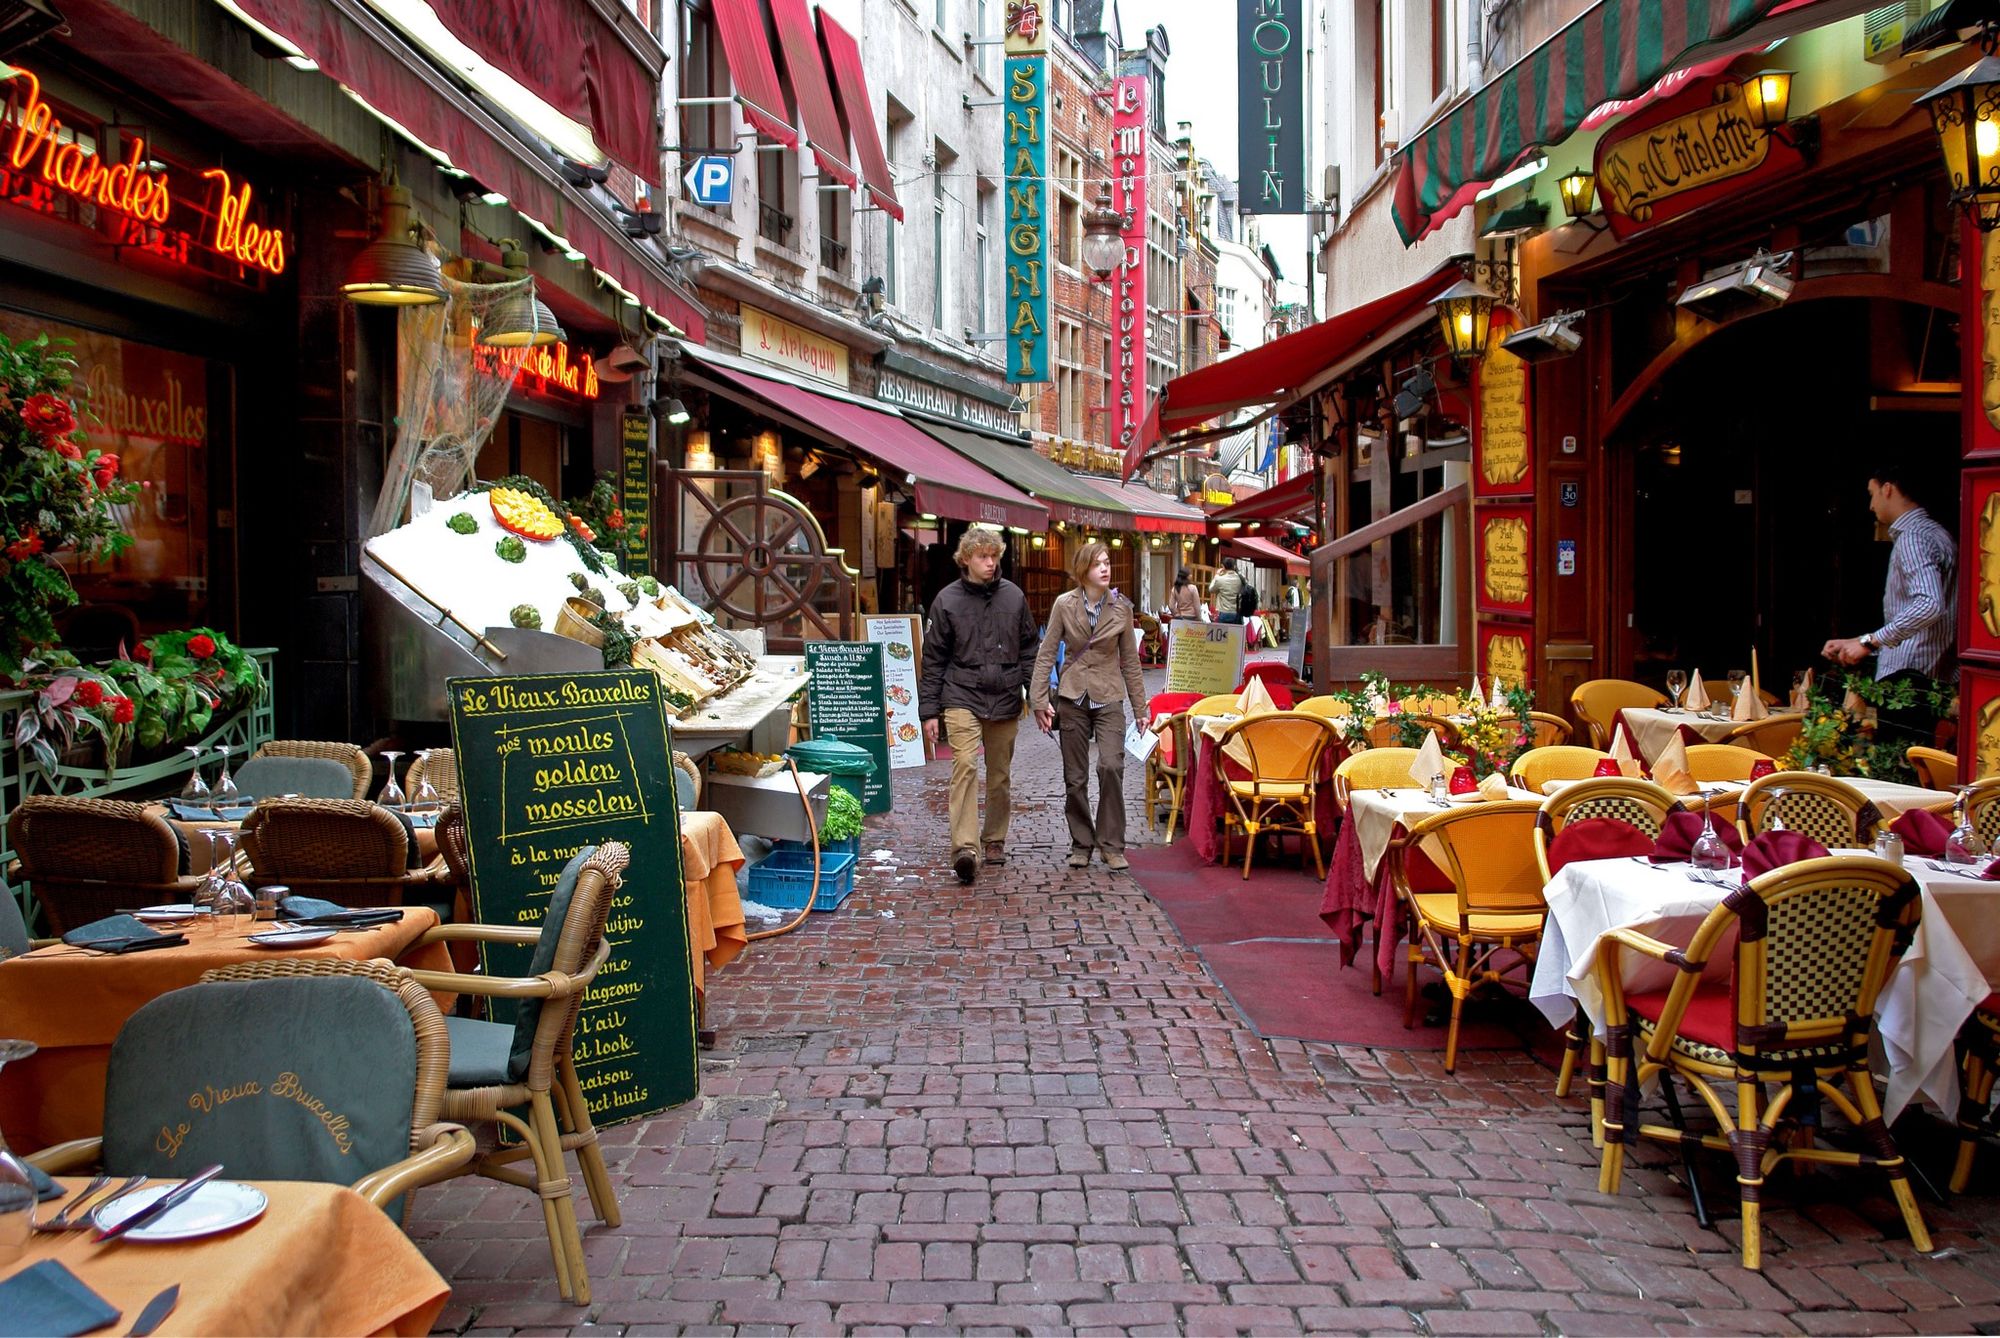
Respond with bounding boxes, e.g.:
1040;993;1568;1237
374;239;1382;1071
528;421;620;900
471;342;601;401
2;66;289;276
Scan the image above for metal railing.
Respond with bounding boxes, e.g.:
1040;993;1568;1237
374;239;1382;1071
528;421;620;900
820;236;848;273
758;203;795;246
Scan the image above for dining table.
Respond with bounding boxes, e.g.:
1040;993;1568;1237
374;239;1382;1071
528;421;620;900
680;810;749;995
142;801;443;875
0;910;452;1153
5;1176;449;1335
1182;712;1343;866
1613;706;1770;763
1529;854;2000;1122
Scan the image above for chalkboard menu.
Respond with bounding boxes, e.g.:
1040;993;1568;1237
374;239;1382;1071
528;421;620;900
620;409;652;575
447;670;693;1122
804;640;891;814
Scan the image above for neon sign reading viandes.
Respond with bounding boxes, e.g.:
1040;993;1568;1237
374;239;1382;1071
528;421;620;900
1003;55;1049;384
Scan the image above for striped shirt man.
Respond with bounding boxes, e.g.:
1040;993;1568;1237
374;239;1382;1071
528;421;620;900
1868;506;1955;680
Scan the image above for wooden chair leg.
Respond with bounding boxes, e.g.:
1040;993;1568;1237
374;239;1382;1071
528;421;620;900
1588;1035;1607;1149
1241;818;1256;879
1305;821;1324;881
1403;940;1421;1029
558;1054;622;1227
1371;920;1382;997
1444;990;1465;1072
1848;1070;1933;1253
1953;1049;1996;1194
1166;781;1185;837
532;1090;593;1305
494;1106;577;1302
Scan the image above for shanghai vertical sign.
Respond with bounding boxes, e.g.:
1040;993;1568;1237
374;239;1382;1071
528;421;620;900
1110;75;1148;463
1238;0;1303;214
1003;54;1050;383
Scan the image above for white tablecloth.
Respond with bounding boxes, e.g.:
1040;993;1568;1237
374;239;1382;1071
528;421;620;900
1848;777;1956;822
1349;785;1542;880
1531;856;2000;1120
1617;707;1747;762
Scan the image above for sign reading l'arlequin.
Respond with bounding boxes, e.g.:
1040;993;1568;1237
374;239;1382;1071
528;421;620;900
1003;55;1050;384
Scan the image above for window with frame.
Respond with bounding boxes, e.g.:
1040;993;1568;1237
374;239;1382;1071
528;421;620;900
1056;319;1083;438
974;0;992;80
757;144;796;246
1054;147;1081;271
975;181;994;334
1429;0;1454;101
819;186;850;275
1375;0;1400;160
678;0;728;162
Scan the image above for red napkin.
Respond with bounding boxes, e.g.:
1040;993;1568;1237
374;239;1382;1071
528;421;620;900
1546;817;1655;874
1740;830;1829;882
1650;810;1743;863
1980;860;2000;882
1891;808;1952;859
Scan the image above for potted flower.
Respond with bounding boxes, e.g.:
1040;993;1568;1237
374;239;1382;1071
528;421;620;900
11;652;134;775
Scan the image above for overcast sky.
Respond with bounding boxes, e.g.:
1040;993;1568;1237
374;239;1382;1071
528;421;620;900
1117;0;1315;311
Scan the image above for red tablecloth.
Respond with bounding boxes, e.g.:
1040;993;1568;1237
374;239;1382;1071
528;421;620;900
1317;816;1452;982
1187;735;1341;866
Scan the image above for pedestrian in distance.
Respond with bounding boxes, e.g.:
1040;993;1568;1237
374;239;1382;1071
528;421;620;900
1209;562;1245;624
1030;541;1148;871
1167;566;1202;622
920;526;1040;884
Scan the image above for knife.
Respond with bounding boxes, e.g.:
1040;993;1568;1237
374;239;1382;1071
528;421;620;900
125;1285;179;1337
94;1165;223;1242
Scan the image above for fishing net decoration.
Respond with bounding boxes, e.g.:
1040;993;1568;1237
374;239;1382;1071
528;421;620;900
366;271;535;538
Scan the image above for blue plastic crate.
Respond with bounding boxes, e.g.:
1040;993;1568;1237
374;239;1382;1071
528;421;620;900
776;836;860;860
747;849;857;912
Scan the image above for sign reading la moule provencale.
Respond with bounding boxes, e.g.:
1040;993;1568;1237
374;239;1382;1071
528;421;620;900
1003;54;1050;383
1238;0;1303;214
448;670;694;1121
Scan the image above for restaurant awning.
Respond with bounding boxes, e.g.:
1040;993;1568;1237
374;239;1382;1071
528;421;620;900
679;354;1048;532
916;422;1134;531
708;0;798;147
1390;0;1882;244
818;11;904;220
1088;479;1211;535
1903;0;1998;54
770;0;856;186
1225;535;1309;577
1209;472;1315;526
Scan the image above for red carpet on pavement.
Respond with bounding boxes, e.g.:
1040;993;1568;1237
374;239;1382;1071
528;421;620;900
1124;843;1540;1053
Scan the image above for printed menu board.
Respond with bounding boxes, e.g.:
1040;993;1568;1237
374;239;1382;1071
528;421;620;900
448;670;693;1121
804;640;892;813
863;615;925;769
620;409;652;575
1164;617;1245;696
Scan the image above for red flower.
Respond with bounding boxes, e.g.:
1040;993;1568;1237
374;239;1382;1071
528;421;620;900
20;393;75;437
50;438;82;460
606;510;626;531
108;695;134;724
5;530;43;560
92;453;119;486
186;633;217;659
134;644;152;663
72;679;103;708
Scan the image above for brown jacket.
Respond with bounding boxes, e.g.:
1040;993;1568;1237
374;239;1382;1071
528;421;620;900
1030;587;1147;719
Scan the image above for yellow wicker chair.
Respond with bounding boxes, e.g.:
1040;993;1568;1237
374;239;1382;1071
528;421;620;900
1144;711;1195;837
8;797;204;935
1596;855;1929;1269
1296;695;1353;720
251;739;372;800
1570;679;1666;751
1526;711;1574;748
396;843;631;1305
1954;997;2000;1193
1392;800;1547;1071
1213;712;1337;879
1333;746;1424;809
1719;712;1804;759
238;798;451;909
1683;744;1765;783
1509;745;1612;795
404;747;459;807
1738;771;1878;849
1965;777;2000;849
1902;746;1956;791
1188;693;1243;717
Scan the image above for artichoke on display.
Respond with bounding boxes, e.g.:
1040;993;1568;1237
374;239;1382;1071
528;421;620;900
638;576;660;596
510;604;543;629
447;512;479;534
616;582;641;606
569;572;590;593
495;535;527;564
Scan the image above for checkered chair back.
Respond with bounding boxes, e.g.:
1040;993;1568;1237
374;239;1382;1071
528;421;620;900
1740;772;1878;849
1534;778;1679;881
1966;778;2000;849
1407;801;1547;926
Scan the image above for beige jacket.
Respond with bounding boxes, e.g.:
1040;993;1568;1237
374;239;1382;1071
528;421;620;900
1031;587;1147;719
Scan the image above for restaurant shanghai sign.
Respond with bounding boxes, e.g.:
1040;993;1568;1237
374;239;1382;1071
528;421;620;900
1109;75;1148;463
1003;55;1050;383
1237;0;1304;214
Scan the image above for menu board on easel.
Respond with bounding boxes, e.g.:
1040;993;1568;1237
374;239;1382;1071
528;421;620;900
863;615;926;769
447;670;692;1120
1164;617;1245;696
620;409;652;575
804;640;892;813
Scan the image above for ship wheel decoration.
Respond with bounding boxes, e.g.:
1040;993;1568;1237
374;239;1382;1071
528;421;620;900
693;492;834;625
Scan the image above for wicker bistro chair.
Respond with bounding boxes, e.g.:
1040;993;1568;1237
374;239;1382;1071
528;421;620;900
1953;996;2000;1193
8;797;203;935
1720;713;1805;759
404;747;459;807
1188;692;1243;718
1685;744;1766;783
1145;711;1196;838
1509;745;1612;794
1524;711;1574;748
1332;746;1424;810
1963;777;2000;849
394;843;630;1305
28;959;475;1218
1571;679;1667;751
1906;746;1958;792
250;739;372;800
238;798;451;911
1391;800;1548;1071
1595;855;1930;1270
1213;712;1338;879
1738;772;1879;849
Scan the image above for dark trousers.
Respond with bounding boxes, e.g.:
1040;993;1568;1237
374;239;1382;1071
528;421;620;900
1215;611;1243;625
1056;697;1127;857
1875;668;1946;750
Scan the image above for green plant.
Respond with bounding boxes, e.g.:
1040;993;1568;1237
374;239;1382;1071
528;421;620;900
11;653;129;774
638;575;660;597
447;511;479;534
565;471;619;542
495;534;526;564
1785;671;1952;783
819;784;863;844
586;607;639;668
118;627;265;750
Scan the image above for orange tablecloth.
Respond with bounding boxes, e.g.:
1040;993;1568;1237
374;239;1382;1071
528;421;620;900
10;1177;448;1336
681;811;748;994
0;910;451;1152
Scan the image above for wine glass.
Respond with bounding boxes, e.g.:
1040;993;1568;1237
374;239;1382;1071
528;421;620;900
1665;669;1687;712
1947;788;1989;866
409;751;440;816
178;745;210;811
212;744;239;815
1766;787;1790;833
1690;821;1732;877
377;751;405;810
193;834;229;936
0;1037;39;1264
1727;669;1748;709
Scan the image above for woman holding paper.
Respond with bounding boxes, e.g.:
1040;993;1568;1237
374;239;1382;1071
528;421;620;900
1031;542;1149;871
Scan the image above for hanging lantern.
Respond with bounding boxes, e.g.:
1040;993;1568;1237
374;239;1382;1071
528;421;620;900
1739;70;1793;131
342;184;445;305
1555;170;1597;220
1431;279;1498;365
1919;56;2000;232
479;243;565;348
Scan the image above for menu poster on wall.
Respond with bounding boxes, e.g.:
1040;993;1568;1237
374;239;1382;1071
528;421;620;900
1476;505;1535;617
1164;618;1245;697
863;615;926;769
804;640;893;813
448;670;693;1121
620;408;652;576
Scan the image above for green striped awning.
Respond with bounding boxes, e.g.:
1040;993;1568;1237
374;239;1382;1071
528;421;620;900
1390;0;1875;244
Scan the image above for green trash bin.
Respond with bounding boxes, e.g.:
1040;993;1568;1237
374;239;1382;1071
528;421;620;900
787;738;882;814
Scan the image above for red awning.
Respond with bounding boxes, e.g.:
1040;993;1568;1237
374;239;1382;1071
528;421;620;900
1209;472;1314;525
687;360;1048;532
421;0;661;186
710;0;798;147
1087;479;1210;535
818;11;904;220
1225;535;1308;576
770;0;857;188
231;0;704;339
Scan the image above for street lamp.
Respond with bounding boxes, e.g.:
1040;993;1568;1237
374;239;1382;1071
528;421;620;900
1919;55;2000;231
1555;170;1597;221
1081;184;1127;279
1431;279;1499;365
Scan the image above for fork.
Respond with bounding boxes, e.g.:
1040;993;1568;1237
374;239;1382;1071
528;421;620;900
34;1174;107;1231
34;1174;146;1231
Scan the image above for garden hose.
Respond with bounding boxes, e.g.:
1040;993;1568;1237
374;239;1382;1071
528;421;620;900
746;756;819;940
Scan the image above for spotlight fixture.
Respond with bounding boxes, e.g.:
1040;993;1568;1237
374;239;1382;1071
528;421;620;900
1676;251;1794;322
857;275;887;316
0;0;68;57
649;396;691;425
615;196;664;237
1497;310;1584;363
558;156;610;187
1480;198;1548;239
1392;367;1435;421
342;183;445;306
595;342;651;384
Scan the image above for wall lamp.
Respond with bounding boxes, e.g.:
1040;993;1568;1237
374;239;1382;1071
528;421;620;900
1919;52;2000;232
342;183;446;306
1431;279;1499;366
1739;70;1818;155
1555;170;1607;231
1498;310;1584;363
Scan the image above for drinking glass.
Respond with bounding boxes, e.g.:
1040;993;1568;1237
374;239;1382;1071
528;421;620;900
378;751;405;810
409;750;440;815
178;745;209;810
1691;821;1732;875
212;744;238;814
1766;787;1790;833
193;834;228;935
1727;669;1748;709
215;833;251;932
1947;788;1989;866
0;1038;39;1265
1665;669;1687;712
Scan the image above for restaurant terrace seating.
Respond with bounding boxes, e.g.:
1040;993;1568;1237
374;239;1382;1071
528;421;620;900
8;796;202;935
1187;692;1243;718
28;959;475;1219
239;798;450;911
1964;777;2000;848
1525;711;1574;748
1570;679;1665;751
1333;746;1423;808
1294;695;1352;721
1738;771;1878;848
1721;712;1805;758
1595;855;1929;1269
248;739;373;800
1508;745;1611;794
1213;712;1338;879
1905;746;1957;791
1684;744;1765;783
1955;996;2000;1193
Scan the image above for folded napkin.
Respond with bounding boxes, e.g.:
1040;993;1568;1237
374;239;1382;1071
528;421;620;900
1450;772;1514;803
1791;667;1815;711
1741;830;1829;882
1608;723;1643;779
1650;809;1743;863
60;915;186;954
1467;675;1483;710
0;1260;120;1338
1546;816;1655;874
277;896;403;927
1732;676;1769;722
167;797;257;822
1652;735;1698;796
1490;678;1507;711
1685;670;1711;714
1409;732;1447;789
1891;807;1952;858
28;1162;60;1201
1221;677;1279;771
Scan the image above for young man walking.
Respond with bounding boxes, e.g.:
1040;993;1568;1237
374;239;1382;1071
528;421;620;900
920;527;1040;883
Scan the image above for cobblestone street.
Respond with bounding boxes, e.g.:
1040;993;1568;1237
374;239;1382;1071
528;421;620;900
410;708;2000;1335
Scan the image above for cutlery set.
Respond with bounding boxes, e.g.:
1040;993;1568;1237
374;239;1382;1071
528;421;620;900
23;1167;219;1333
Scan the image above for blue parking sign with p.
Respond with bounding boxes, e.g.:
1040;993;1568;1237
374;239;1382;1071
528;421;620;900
685;156;732;207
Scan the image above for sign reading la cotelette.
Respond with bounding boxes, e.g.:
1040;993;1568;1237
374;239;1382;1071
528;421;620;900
449;670;694;1120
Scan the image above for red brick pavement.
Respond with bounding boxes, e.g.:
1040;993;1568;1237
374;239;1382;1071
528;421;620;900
409;700;2000;1334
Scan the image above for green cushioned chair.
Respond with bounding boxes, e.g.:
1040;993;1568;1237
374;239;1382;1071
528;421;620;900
0;889;29;958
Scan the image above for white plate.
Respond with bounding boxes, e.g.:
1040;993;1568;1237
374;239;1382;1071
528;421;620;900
246;927;338;949
133;905;204;923
93;1180;267;1242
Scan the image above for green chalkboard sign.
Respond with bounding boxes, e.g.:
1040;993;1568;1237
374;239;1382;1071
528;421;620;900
620;408;652;576
447;670;693;1121
804;640;891;814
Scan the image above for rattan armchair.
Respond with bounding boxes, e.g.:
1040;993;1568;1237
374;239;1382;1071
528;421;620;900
1595;855;1929;1269
1954;996;2000;1193
238;798;450;909
1963;776;2000;849
1508;745;1611;794
1144;711;1195;838
1213;712;1337;878
250;739;372;800
1187;692;1243;717
1525;711;1574;747
1906;746;1958;791
1683;744;1765;783
1332;746;1423;809
8;797;203;935
395;843;631;1305
1738;771;1878;848
1570;679;1666;751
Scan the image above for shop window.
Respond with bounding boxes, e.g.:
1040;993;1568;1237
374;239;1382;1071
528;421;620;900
1055;147;1080;271
757;143;796;246
819;187;850;274
1321;432;1465;663
1056;319;1083;438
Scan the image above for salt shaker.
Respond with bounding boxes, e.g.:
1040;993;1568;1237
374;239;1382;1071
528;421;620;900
1873;831;1905;869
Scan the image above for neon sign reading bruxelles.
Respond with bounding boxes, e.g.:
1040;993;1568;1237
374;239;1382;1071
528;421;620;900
3;67;289;276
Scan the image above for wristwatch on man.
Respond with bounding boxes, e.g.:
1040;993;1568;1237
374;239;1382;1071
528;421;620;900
1860;633;1879;652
